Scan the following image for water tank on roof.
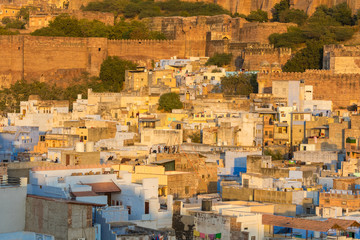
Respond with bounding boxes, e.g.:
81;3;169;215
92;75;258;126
201;199;212;211
76;142;85;152
86;141;94;152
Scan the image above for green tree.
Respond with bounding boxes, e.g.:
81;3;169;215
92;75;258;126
158;92;183;112
221;74;254;95
282;40;324;72
269;26;307;48
189;131;201;143
331;2;353;25
99;56;137;91
17;7;31;22
264;149;283;160
31;15;166;40
272;0;289;22
0;26;19;35
206;53;232;67
1;17;11;25
83;0;230;19
279;9;308;25
246;9;268;22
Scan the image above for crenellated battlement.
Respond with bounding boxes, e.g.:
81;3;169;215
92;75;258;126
107;39;178;44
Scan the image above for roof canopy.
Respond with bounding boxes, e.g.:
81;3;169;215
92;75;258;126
262;215;360;232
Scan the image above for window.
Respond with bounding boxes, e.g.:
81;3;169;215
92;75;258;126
127;206;131;215
145;201;149;214
243;179;249;188
251;237;256;240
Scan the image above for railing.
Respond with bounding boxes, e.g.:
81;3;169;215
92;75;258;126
0;175;21;186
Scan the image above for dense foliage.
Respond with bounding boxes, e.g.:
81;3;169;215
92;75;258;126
158;92;183;112
220;74;257;95
1;17;26;29
245;10;268;22
270;2;357;72
83;0;229;19
0;26;19;35
99;56;138;91
205;53;232;67
272;0;308;25
0;79;92;113
31;14;166;39
189;131;201;143
264;149;284;160
282;40;324;72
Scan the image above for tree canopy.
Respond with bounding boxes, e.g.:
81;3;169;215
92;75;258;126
220;74;257;95
246;9;268;22
99;56;138;92
282;40;324;72
158;92;183;112
270;2;357;72
206;53;232;67
0;26;19;35
31;14;166;40
82;0;230;19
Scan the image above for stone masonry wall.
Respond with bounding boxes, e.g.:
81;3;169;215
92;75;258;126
257;70;360;108
0;35;187;88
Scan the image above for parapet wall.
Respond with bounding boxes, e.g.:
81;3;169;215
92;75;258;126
257;70;360;108
107;39;189;66
0;36;187;88
239;22;296;43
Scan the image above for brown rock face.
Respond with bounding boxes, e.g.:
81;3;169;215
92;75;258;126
153;0;360;15
291;0;360;15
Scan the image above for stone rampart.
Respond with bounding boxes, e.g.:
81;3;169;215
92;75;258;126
0;36;187;88
257;70;360;108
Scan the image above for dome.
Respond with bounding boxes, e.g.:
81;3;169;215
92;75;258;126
260;60;270;67
271;62;280;67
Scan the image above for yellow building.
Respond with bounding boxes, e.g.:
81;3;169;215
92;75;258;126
28;13;55;31
111;164;198;198
124;68;149;91
0;5;21;19
34;134;80;153
151;69;176;88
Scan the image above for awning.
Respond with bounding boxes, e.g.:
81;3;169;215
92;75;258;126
83;182;121;193
262;215;360;232
71;191;98;197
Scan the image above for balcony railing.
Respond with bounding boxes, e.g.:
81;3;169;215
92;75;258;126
0;175;21;187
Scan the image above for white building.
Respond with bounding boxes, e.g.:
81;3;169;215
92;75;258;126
28;164;173;229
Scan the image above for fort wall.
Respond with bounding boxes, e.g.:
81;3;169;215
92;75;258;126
257;70;360;108
239;22;296;43
0;36;189;87
242;45;292;70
